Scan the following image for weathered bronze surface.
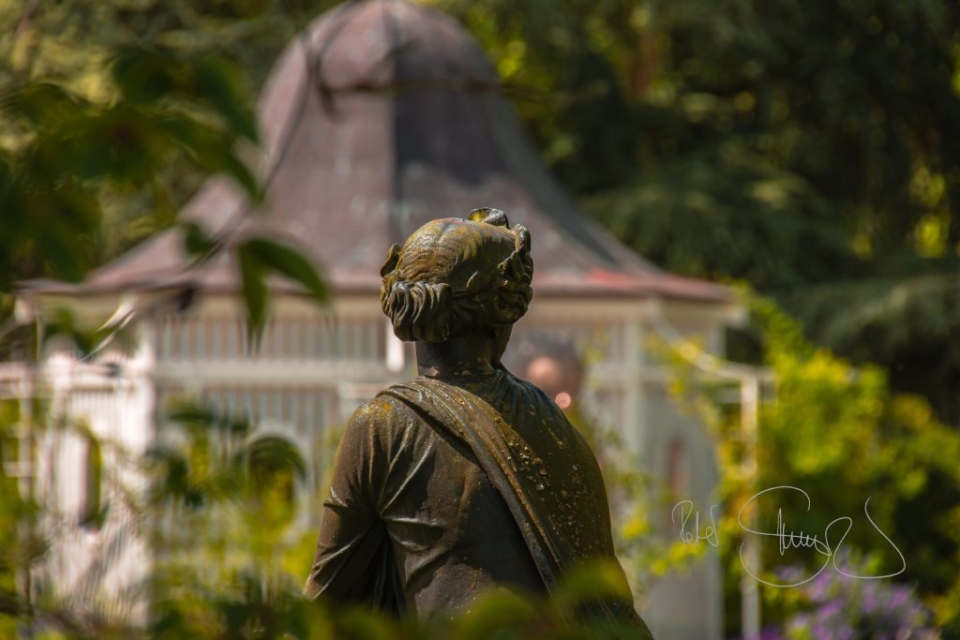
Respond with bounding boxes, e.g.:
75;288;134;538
304;209;653;635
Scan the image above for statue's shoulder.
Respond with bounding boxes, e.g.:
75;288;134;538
378;376;454;401
506;373;555;404
347;393;421;433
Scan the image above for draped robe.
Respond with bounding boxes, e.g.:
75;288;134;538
304;370;652;636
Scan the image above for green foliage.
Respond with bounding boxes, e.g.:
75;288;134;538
180;221;223;264
438;0;960;425
0;0;341;292
41;308;117;359
0;0;335;344
236;237;331;344
783;268;960;425
584;148;854;291
0;398;649;639
0;401;42;627
669;294;960;635
144;561;646;640
440;0;960;268
0;55;259;290
429;0;644;195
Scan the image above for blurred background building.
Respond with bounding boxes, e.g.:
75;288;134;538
6;1;741;638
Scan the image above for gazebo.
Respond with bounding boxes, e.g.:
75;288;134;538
15;2;739;637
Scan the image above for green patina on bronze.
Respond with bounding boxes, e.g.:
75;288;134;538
305;209;653;636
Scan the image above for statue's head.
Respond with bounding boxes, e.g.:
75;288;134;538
379;208;533;343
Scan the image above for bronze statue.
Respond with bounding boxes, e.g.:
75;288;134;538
304;209;652;636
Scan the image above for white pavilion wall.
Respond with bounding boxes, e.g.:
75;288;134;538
30;331;156;623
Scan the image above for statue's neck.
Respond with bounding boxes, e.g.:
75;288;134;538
415;334;499;381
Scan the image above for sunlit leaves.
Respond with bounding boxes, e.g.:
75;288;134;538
146;562;650;640
151;401;306;514
111;47;259;144
243;435;307;485
30;106;171;184
440;0;960;437
146;445;209;510
0;45;262;291
166;403;252;437
0;82;84;132
671;293;960;631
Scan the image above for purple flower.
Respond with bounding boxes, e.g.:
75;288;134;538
759;627;784;640
818;599;843;620
770;557;934;640
861;583;880;614
886;585;909;609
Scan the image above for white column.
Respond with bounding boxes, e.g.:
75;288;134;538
740;376;761;640
622;311;647;455
386;319;405;373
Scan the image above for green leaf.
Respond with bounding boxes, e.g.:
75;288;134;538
180;221;221;263
157;114;261;201
233;236;328;354
0;82;86;128
193;57;259;143
15;183;101;284
165;403;218;429
166;401;251;438
110;47;180;104
242;436;307;483
144;445;200;508
551;559;635;609
243;238;329;306
203;143;261;203
227;416;252;436
451;590;540;639
235;243;269;348
20;101;190;187
41;308;115;358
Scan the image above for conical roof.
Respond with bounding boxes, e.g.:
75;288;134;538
47;0;727;301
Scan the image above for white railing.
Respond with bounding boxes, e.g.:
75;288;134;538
155;314;386;363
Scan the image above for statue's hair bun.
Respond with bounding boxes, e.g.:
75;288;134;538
379;210;533;343
382;280;452;342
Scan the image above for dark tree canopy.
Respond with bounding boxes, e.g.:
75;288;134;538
434;0;960;425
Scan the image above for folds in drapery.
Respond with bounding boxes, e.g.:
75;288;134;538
382;373;653;635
